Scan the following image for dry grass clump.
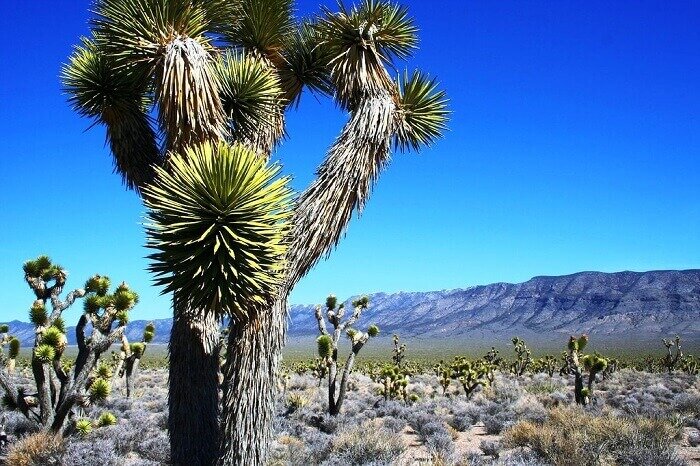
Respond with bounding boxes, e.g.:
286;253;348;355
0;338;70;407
503;406;684;465
6;431;64;466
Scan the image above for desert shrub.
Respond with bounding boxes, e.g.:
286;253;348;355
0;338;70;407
321;423;404;466
479;439;501;458
381;415;407;433
2;410;39;438
674;392;700;416
62;438;119;465
688;430;700;447
6;432;63;466
483;410;517;434
503;406;685;465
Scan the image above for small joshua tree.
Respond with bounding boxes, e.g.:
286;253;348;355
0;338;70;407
0;256;137;435
534;355;558;377
374;364;410;401
112;322;155;397
510;337;532;376
562;334;608;406
679;355;698;375
315;295;379;415
392;334;407;367
662;335;682;373
449;357;491;398
0;325;20;375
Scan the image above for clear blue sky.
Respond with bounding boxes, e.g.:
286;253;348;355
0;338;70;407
1;1;699;323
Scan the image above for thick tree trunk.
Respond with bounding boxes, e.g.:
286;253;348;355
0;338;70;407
217;297;287;466
169;307;221;466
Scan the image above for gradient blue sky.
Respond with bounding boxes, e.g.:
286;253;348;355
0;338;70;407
1;1;699;323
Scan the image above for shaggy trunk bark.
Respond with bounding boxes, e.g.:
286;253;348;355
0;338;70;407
217;297;287;466
125;358;140;398
574;372;585;405
169;307;221;466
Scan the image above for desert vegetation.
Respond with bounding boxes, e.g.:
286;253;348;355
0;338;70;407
2;317;698;465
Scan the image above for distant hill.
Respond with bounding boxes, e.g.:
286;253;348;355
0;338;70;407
5;270;700;350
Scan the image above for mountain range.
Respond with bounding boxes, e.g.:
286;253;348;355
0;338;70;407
5;270;700;350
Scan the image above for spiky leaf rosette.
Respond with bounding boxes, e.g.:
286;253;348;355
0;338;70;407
9;338;20;359
367;324;380;337
144;140;293;322
316;0;417;108
62;38;160;191
279;22;333;105
218;0;294;65
317;334;332;359
394;70;449;152
214;52;284;153
97;411;118;427
90;378;111;403
76;418;93;436
0;324;8;333
93;0;226;153
30;302;48;327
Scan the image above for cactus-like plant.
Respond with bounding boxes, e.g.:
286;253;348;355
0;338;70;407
562;334;608;406
679;355;698;375
112;321;156;398
314;294;378;415
0;256;137;435
392;334;407;367
0;326;20;375
510;337;532;376
662;335;683;373
448;357;491;398
373;363;410;401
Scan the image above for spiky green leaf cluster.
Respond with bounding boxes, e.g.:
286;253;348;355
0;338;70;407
35;344;56;363
85;275;111;296
41;327;65;350
53;316;67;334
316;0;417;107
90;378;111;403
62;38;159;190
23;255;64;281
96;361;113;379
0;324;8;333
8;338;20;359
394;70;449;152
317;334;332;359
367;324;380;338
29;302;48;327
143;322;155;343
215;52;283;146
144;140;293;322
325;295;338;310
76;418;93;437
352;296;370;309
116;310;129;326
219;0;295;62
131;342;146;358
97;411;118;427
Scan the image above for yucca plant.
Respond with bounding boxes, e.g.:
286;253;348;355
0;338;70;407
63;0;447;463
0;256;137;435
314;295;379;415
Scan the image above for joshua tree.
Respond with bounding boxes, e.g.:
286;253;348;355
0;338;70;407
0;256;138;435
314;295;379;415
510;337;532;376
112;322;156;397
661;335;683;373
63;0;447;463
562;334;608;406
0;326;20;375
392;334;407;367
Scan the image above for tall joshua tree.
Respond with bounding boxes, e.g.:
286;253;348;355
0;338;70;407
63;1;447;464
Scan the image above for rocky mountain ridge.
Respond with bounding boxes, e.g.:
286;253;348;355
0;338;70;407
4;270;699;347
